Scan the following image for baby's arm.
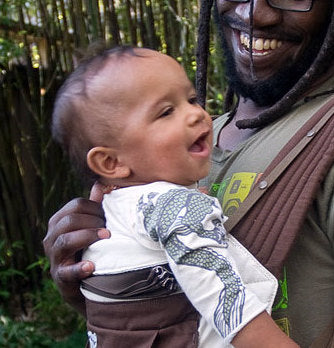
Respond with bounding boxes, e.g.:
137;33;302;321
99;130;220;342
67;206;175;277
139;187;298;346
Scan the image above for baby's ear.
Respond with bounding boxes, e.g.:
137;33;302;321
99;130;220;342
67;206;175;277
87;147;130;179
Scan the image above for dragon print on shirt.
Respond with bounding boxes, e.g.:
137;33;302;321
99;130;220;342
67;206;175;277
138;188;246;338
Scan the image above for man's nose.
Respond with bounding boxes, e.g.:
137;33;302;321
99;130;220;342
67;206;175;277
236;0;282;28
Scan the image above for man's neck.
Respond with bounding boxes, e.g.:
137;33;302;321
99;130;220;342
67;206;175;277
217;70;334;152
217;97;265;152
234;97;268;121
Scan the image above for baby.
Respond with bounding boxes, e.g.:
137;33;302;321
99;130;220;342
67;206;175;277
52;46;297;348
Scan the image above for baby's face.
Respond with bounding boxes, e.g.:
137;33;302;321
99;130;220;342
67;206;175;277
95;49;213;186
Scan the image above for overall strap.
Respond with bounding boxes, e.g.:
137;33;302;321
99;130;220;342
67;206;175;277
224;95;334;278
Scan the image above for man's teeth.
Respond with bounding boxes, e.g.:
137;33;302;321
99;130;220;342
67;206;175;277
240;33;282;53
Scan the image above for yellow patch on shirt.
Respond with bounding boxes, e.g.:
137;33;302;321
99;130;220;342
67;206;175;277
210;172;262;217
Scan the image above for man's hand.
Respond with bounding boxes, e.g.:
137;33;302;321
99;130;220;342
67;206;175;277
43;183;109;316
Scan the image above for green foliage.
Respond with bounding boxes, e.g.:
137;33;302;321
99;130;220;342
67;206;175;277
0;38;24;67
0;257;86;347
30;276;85;339
0;298;86;348
0;240;26;300
50;331;87;348
0;311;53;348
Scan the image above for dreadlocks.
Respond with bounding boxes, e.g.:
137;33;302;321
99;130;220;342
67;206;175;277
196;0;334;129
196;0;214;108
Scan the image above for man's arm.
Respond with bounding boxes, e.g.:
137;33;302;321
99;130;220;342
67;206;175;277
43;187;109;316
232;311;300;348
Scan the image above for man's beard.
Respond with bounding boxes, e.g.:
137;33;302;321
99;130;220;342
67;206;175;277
219;27;327;107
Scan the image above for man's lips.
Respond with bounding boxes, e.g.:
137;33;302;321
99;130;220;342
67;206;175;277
221;14;302;57
233;28;301;70
221;14;303;44
240;32;282;55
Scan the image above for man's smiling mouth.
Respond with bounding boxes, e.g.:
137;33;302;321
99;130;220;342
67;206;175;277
240;32;282;55
221;13;302;57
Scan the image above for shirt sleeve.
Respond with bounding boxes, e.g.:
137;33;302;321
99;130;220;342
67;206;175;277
137;187;277;344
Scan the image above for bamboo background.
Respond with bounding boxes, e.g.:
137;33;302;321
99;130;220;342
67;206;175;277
0;0;226;308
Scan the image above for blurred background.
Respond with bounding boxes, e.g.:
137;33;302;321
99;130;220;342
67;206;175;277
0;0;227;346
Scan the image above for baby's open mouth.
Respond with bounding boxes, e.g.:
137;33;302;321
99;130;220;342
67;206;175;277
189;131;210;153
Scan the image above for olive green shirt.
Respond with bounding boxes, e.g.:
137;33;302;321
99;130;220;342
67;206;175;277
200;78;334;347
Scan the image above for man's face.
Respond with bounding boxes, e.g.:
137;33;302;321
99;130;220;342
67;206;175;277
215;0;332;106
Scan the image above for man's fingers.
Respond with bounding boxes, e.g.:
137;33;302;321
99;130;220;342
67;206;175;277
51;228;110;265
89;182;105;202
44;218;105;255
44;200;105;251
55;213;106;239
56;261;95;283
48;198;105;232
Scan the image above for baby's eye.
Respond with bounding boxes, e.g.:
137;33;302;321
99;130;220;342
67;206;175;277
159;107;174;118
188;96;198;105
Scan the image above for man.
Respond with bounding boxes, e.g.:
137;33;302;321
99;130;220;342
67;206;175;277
44;1;334;346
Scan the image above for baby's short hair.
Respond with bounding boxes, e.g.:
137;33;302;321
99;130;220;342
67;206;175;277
52;45;144;185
